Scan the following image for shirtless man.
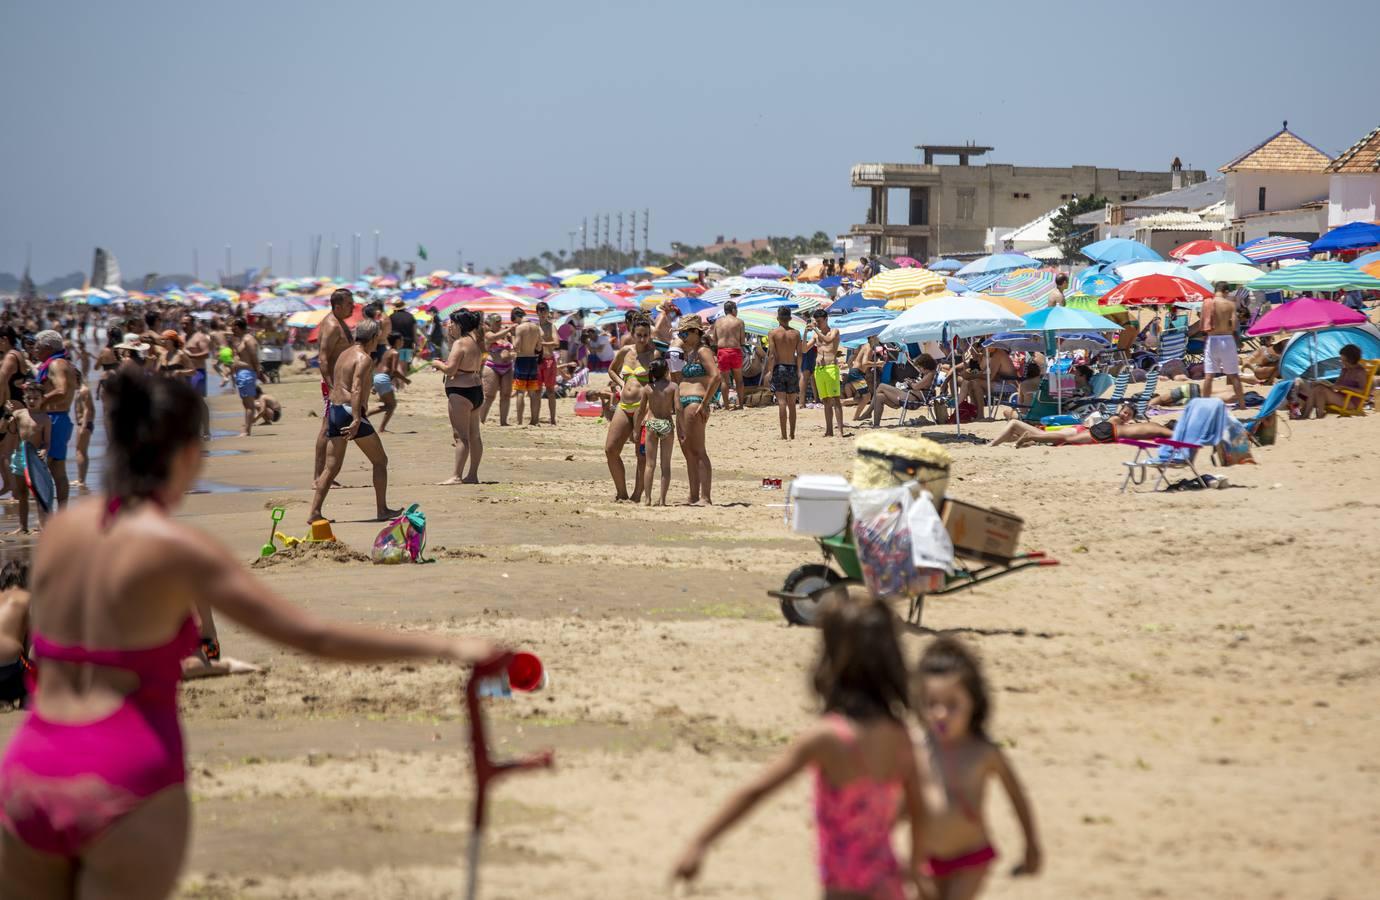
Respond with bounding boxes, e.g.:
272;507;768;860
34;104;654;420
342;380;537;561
535;302;560;426
32;330;76;507
309;318;399;524
1201;282;1245;408
314;288;355;480
181;315;212;438
652;299;678;346
764;305;802;439
229;318;264;437
712;300;747;410
804;309;845;437
512;306;545;426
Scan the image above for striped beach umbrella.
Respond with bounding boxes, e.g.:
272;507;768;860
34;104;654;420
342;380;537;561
734;309;806;337
1245;260;1380;293
836;309;899;348
1066;294;1128;316
434;294;529;318
1169;240;1235;261
1238;235;1312;264
861;267;948;303
956;253;1042;277
545;289;618;312
959;293;1036;317
982;269;1059;309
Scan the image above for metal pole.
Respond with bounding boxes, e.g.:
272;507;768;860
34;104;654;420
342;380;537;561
644;208;649;263
193;248;199;282
630;210;637;261
373;230;380;271
225;245;231;285
288;240;293;276
266;242;273;275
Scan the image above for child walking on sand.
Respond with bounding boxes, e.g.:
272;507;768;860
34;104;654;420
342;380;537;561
639;359;677;507
5;382;52;535
673;589;927;898
912;637;1041;899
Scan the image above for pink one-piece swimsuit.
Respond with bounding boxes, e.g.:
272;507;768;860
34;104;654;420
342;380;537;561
813;715;907;900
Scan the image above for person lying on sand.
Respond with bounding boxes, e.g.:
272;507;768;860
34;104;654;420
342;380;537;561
989;403;1173;448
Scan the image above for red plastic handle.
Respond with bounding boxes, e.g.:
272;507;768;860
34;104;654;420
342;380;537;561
465;654;555;829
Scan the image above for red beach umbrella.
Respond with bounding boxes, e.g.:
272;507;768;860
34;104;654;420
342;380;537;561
1101;274;1212;306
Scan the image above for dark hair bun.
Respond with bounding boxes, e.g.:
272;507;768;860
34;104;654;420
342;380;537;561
105;372;206;499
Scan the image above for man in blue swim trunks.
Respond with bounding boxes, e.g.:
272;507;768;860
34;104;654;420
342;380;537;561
32;331;76;508
229;318;264;437
309;319;399;525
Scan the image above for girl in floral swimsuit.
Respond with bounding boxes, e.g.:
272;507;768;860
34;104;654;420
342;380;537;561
674;589;928;898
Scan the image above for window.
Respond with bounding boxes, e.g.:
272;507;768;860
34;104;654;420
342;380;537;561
957;188;976;221
1258;186;1267;211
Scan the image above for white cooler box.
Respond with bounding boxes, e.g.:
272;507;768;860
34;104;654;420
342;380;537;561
788;474;852;536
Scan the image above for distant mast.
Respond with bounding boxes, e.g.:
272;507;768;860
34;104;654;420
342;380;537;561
90;247;123;290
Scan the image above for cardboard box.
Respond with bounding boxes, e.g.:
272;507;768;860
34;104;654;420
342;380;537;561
941;498;1022;563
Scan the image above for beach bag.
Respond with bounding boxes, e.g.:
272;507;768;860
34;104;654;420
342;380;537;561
850;485;943;598
1215;428;1256;467
1251;412;1278;447
371;503;430;564
947;400;979;425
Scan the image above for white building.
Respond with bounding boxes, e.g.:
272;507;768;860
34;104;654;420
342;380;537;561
1326;124;1380;228
1219;122;1331;245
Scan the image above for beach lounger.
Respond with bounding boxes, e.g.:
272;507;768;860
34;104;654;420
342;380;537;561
1325;359;1378;417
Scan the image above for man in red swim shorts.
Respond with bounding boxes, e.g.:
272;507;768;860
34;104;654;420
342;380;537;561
711;298;747;410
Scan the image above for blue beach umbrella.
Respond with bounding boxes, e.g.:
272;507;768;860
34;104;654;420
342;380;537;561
929;259;963;272
1082;238;1161;265
1311;221;1380;254
956;253;1041;277
1183;250;1254;268
829;290;885;313
1073;267;1121;297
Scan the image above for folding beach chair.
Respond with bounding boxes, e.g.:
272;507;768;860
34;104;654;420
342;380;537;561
1325;359;1379;417
1066;369;1130;417
1151;329;1188;378
1134;369;1159;420
1240;378;1293;444
1119;438;1210;492
896;382;940;426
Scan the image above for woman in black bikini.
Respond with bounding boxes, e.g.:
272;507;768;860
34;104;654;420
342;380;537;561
0;326;29;501
432;309;485;485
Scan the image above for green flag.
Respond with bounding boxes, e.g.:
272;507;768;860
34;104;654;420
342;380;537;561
417;243;428;261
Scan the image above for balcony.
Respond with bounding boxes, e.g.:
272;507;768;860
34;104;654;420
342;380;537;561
849;223;933;238
851;163;941;187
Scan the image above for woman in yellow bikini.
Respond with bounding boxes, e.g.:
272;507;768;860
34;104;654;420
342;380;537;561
605;316;659;502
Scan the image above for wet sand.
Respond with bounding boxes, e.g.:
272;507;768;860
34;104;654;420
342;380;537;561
3;367;1378;898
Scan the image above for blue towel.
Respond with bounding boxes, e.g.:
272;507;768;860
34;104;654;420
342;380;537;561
1156;398;1246;463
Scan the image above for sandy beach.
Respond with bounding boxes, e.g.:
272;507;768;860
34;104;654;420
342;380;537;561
4;368;1377;899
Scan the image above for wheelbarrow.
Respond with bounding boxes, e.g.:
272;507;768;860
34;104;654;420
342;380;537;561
770;528;1058;627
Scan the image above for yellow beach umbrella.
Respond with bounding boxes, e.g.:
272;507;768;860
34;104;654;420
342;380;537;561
863;267;948;303
562;273;601;287
884;290;954;311
285;309;331;328
644;266;669;277
958;292;1035;316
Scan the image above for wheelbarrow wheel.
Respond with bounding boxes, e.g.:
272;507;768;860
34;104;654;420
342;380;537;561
779;564;843;627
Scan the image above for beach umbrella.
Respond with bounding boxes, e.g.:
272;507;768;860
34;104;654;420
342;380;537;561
1102;274;1212;306
959;293;1036;317
545;289;618;312
595;274;628;285
1114;261;1213;290
1238;235;1312;264
285;309;332;328
879;296;1024;435
743;263;788;278
1361;261;1380;280
685;260;728;273
1248;298;1372;382
652;276;696;290
1082;238;1161;265
829;290;883;313
836;309;900;348
1246;296;1368;336
1073;267;1121;297
1017;306;1123;333
1194;262;1264;286
956;253;1041;277
884;290;955;311
1245;260;1380;293
893;256;923;268
1169;240;1235;260
1183;250;1255;268
619;267;648;276
735;309;805;337
1066;294;1129;316
426;287;492;311
251;296;314;316
1352;250;1380;268
861;267;948;303
1310;221;1380;254
982;269;1059;309
928;258;963;273
561;272;602;287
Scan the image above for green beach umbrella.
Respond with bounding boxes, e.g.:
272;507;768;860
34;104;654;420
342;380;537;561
1247;260;1380;293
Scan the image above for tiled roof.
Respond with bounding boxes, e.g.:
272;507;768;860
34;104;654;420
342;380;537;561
1219;125;1331;173
1326;124;1380;174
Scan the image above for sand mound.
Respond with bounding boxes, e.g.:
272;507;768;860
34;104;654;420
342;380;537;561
251;541;372;568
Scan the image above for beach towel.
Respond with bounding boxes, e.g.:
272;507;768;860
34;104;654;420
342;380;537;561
1155;398;1249;465
371;503;431;564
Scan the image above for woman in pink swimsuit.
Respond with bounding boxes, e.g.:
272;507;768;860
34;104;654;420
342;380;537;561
673;589;928;898
0;371;500;898
479;312;515;426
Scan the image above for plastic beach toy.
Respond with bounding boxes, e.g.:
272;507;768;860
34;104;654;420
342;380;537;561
261;507;286;557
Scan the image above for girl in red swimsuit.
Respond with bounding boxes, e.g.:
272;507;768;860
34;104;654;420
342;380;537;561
0;371;501;898
913;638;1043;898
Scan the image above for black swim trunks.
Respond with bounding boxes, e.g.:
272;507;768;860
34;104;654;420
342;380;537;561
326;403;376;440
0;659;28;706
771;364;799;393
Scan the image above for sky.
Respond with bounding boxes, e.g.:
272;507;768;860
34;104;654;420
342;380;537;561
2;0;1375;280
